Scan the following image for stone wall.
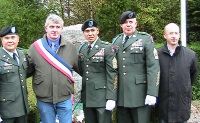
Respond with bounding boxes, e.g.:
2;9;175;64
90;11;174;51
62;24;84;105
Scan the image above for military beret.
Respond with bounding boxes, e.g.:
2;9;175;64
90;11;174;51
120;11;136;24
0;26;18;37
81;19;98;31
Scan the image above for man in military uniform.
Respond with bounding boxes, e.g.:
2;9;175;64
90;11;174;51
112;11;160;123
0;26;29;123
79;19;118;123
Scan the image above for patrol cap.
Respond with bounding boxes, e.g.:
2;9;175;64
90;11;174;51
81;19;98;31
120;11;136;24
0;26;18;37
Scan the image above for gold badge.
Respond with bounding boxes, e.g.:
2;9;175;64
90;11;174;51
156;71;160;86
112;57;118;69
153;48;159;59
74;84;77;94
113;75;118;90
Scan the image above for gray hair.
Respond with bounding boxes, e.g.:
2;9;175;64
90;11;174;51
44;14;64;27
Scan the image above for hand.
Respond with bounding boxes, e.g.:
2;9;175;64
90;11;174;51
145;95;157;106
105;100;116;111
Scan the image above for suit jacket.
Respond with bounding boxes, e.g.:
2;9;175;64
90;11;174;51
112;31;160;107
0;47;29;118
79;38;118;107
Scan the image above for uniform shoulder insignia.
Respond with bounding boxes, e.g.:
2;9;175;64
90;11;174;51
17;47;27;54
112;33;123;44
101;41;110;45
138;31;150;36
78;41;87;53
17;47;24;50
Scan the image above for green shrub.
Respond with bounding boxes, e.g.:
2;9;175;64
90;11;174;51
188;42;200;100
27;77;40;123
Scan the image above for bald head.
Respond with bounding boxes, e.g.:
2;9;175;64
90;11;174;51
163;23;180;46
164;23;180;34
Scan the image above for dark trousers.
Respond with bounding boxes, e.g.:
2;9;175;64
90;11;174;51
2;115;27;123
159;119;187;123
83;105;112;123
117;106;151;123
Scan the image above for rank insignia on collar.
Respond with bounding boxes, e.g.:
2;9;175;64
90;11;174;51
95;45;99;49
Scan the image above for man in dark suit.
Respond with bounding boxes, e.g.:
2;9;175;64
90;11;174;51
112;11;160;123
0;26;29;123
78;19;118;123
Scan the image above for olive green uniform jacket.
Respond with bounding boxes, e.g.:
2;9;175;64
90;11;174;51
112;31;160;107
79;38;118;107
0;47;29;118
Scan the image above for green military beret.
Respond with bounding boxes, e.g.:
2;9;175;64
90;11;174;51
120;11;136;24
0;26;18;37
81;19;98;31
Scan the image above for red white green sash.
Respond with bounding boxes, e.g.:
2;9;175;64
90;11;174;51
33;38;74;83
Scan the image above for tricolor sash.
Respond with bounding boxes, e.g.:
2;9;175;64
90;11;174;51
33;38;74;83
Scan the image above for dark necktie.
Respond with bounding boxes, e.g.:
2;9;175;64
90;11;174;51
13;53;18;63
87;45;91;55
123;36;129;46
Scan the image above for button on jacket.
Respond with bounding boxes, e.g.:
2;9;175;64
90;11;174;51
79;38;118;107
112;30;160;107
0;48;29;118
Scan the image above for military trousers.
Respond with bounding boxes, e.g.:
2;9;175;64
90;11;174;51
117;106;151;123
83;105;112;123
2;115;28;123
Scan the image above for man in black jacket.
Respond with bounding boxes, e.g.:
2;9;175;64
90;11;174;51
157;23;198;123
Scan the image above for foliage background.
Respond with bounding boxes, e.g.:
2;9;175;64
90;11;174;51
0;0;200;47
0;0;200;122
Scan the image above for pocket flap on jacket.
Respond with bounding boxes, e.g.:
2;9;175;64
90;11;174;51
95;82;106;89
135;75;147;84
0;92;15;102
34;77;43;85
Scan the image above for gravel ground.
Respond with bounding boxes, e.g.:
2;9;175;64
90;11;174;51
188;101;200;123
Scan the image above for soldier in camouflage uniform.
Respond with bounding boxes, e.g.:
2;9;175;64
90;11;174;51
112;11;160;123
78;19;118;123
